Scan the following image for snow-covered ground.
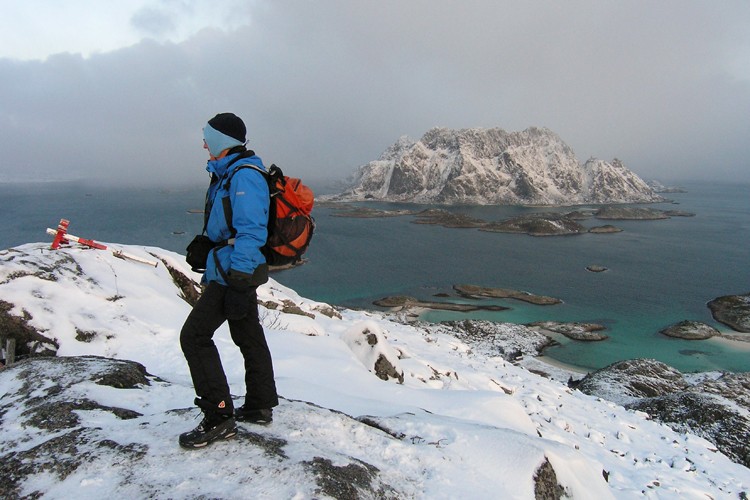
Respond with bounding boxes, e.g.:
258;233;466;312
0;243;748;499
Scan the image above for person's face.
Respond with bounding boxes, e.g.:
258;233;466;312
203;138;217;160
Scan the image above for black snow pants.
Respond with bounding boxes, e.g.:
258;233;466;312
180;282;279;415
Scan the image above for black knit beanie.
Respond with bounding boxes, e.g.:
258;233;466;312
207;113;246;142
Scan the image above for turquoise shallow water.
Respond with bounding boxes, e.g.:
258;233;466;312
1;180;748;373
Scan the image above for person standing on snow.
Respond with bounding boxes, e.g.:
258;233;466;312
179;112;279;449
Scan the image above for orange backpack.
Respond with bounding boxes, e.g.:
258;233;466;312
224;162;315;267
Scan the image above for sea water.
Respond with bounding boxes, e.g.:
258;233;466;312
1;180;748;373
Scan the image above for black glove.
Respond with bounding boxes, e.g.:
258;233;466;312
224;272;252;321
185;235;215;273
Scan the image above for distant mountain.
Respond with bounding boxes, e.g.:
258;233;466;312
333;127;663;205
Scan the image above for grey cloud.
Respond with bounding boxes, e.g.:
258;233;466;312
1;0;749;187
131;7;178;39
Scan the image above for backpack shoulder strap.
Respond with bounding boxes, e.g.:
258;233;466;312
220;162;274;240
222;151;267;190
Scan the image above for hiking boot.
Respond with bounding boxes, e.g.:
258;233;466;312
179;415;237;449
235;406;273;424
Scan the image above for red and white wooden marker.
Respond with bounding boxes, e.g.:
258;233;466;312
47;218;158;267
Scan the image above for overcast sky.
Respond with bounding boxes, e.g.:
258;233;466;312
1;0;749;187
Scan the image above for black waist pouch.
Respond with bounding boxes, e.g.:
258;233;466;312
186;235;216;273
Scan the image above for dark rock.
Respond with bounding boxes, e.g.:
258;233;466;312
94;358;151;388
663;210;695;217
481;213;585;236
707;293;750;333
0;357;152;498
527;321;608;341
533;458;566;500
594;207;670;220
1;355;417;499
0;299;59;359
153;256;201;306
588;225;622;234
453;284;562;305
373;295;509;312
260;299;316;318
438;320;556;361
577;359;750;469
237;430;289;459
660;320;720;340
412;208;487;228
586;265;608;272
576;359;689;403
0;427;148;499
303;456;397;500
564;210;595;220
628;389;750;468
374;353;405;384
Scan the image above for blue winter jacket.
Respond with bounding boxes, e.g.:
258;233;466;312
203;152;270;286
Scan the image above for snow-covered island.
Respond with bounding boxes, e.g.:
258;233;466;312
1;243;749;499
330;127;663;206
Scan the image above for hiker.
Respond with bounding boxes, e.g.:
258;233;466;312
179;112;279;449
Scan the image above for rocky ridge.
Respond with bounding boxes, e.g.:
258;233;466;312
575;358;750;468
333;127;663;206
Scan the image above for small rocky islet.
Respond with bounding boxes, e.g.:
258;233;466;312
329;204;694;236
707;293;750;333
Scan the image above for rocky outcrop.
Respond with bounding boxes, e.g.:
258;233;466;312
588;225;622;234
0;356;409;498
481;213;585;236
333;127;662;205
373;284;562;312
594;207;670;220
436;320;556;361
412;209;487;228
0;357;150;498
660;320;720;340
373;295;509;312
0;298;58;359
586;265;609;272
575;358;750;468
575;359;689;404
594;207;695;220
453;284;562;305
527;321;609;341
708;293;750;333
341;321;405;383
